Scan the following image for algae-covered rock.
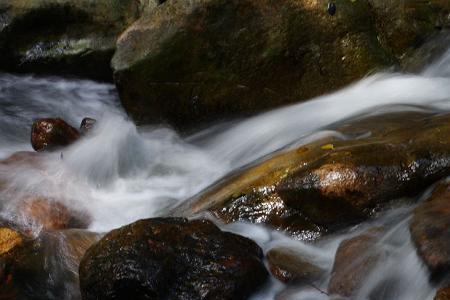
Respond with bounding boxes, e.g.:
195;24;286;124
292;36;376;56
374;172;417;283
112;0;449;128
173;112;450;240
0;0;142;80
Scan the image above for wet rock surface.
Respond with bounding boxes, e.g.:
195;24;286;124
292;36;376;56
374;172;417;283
328;227;385;297
174;112;450;240
0;0;143;80
266;246;324;284
79;217;268;300
435;286;450;300
31;118;80;151
410;182;450;280
18;197;90;231
0;227;100;300
112;0;449;128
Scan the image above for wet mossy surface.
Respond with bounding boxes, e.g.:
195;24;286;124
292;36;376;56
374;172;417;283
173;112;450;240
113;0;449;128
0;0;141;81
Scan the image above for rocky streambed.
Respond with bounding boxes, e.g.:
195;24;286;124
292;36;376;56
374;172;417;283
1;0;450;299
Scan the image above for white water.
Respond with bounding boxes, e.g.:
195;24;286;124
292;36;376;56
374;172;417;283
0;46;450;299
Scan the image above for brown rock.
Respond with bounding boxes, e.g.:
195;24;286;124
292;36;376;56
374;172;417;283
0;151;41;166
112;0;449;128
173;112;450;240
410;182;450;280
31;118;80;152
18;197;90;231
328;228;385;297
266;247;324;284
79;217;268;300
0;227;100;299
435;286;450;300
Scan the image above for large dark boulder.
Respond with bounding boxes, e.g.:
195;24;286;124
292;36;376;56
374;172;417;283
0;0;145;80
172;112;450;240
79;218;268;300
410;182;450;280
112;0;449;128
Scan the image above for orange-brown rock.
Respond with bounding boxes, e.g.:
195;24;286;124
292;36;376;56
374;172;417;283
435;286;450;300
410;182;450;280
31;118;80;152
173;112;450;240
266;246;324;284
328;228;385;297
18;197;90;231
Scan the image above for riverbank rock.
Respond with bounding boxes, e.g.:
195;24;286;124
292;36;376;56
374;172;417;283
410;182;450;280
112;0;449;128
172;112;450;240
328;228;385;297
0;0;144;81
266;246;324;284
31;118;80;151
79;218;268;300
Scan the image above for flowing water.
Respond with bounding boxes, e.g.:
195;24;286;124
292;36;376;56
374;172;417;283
1;44;450;299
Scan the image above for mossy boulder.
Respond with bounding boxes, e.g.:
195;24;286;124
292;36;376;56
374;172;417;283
172;112;450;240
112;0;449;128
0;0;143;80
79;217;268;300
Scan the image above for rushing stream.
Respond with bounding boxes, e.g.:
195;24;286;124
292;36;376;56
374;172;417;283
1;45;450;299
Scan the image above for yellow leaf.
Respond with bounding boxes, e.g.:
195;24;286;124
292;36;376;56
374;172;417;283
321;143;334;150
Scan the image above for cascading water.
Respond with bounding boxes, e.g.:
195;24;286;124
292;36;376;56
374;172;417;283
1;44;450;299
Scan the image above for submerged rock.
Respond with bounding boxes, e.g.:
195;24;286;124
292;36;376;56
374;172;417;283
18;197;90;231
173;112;450;240
266;246;324;284
0;0;143;80
410;182;450;280
31;118;80;151
79;217;268;300
112;0;449;128
328;227;385;297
